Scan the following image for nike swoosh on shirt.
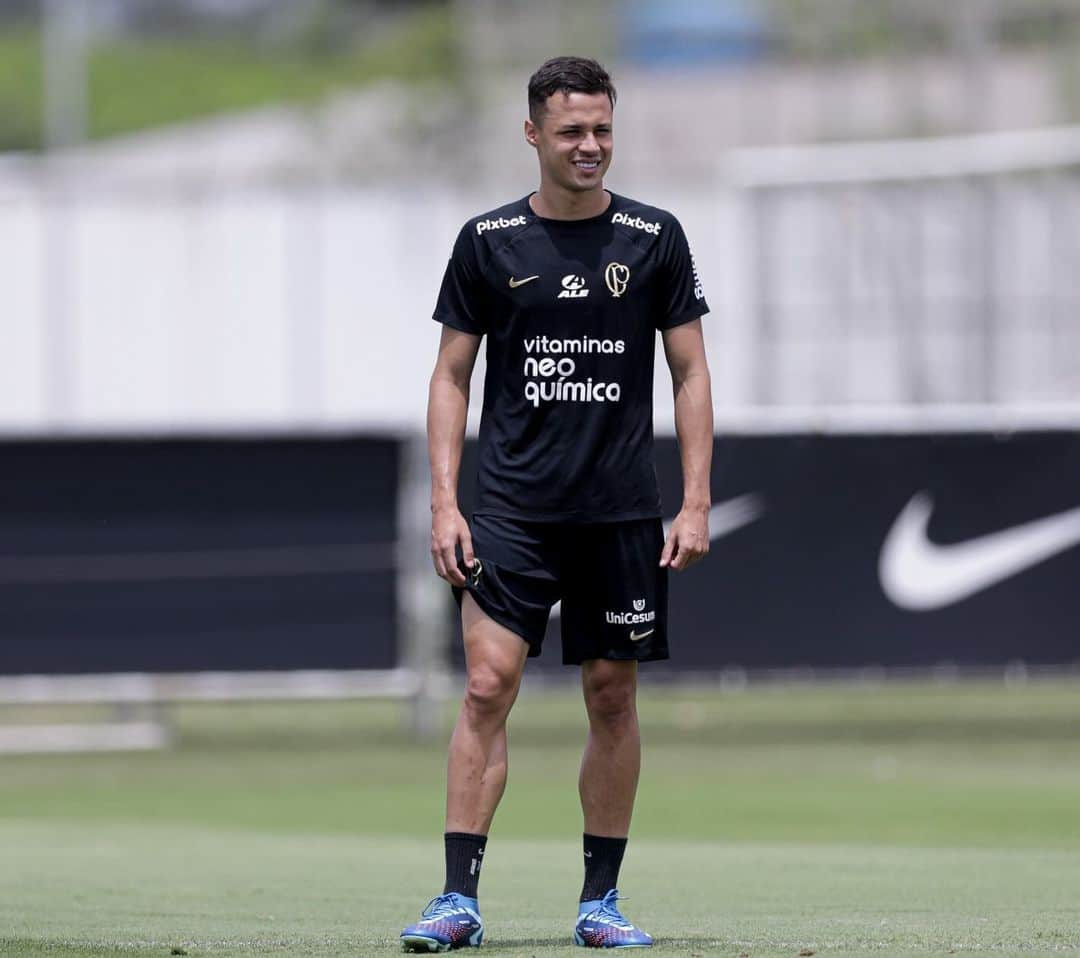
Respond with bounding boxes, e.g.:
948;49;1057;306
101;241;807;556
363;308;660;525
879;492;1080;611
550;494;765;620
508;275;539;288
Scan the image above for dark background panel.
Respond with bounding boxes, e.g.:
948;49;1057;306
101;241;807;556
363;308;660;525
5;432;1079;677
0;438;398;675
657;432;1080;669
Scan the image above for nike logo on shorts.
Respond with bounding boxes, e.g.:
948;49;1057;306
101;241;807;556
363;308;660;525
629;629;654;641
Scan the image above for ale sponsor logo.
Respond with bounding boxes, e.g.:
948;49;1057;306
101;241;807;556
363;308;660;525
558;274;590;299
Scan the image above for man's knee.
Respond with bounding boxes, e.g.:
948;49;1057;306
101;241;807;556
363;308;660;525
582;662;638;729
464;664;518;719
460;593;528;722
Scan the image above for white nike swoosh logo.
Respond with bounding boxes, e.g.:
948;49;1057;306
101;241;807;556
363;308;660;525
879;492;1080;611
550;494;765;619
629;629;654;641
508;275;539;288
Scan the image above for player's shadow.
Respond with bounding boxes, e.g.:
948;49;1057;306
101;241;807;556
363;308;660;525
483;938;583;952
483;938;569;950
492;936;725;951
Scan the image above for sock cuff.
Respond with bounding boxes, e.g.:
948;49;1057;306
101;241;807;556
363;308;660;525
583;833;628;846
445;831;487;842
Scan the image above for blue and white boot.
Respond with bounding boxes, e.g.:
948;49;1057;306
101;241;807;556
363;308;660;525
400;893;484;952
573;889;652;948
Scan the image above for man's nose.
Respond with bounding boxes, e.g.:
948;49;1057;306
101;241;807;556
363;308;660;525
580;132;600;153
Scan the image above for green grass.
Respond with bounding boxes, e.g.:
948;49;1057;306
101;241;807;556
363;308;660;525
2;679;1080;956
0;6;456;150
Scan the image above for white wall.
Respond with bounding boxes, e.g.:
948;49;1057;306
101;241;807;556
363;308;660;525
3;169;1077;437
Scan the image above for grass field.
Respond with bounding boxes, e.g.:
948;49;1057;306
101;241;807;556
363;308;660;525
0;6;455;150
2;679;1080;957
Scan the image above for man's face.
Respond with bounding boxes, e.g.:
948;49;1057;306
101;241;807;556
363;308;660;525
525;91;613;193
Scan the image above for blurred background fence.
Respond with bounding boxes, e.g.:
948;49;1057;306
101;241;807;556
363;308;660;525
2;0;1080;742
6;134;1080;434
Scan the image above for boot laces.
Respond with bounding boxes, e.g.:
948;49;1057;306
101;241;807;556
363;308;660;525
594;889;633;929
421;894;465;920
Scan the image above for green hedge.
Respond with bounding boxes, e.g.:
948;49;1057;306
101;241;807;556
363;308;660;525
0;5;456;151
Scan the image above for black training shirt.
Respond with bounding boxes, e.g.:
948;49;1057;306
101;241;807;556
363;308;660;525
433;191;708;523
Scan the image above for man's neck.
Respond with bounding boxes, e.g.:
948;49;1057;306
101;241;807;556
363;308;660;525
530;185;610;221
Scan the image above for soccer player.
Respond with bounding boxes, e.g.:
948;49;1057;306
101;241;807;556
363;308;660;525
400;56;713;952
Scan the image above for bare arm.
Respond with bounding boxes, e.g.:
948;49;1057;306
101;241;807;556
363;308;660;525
660;318;714;571
427;326;482;585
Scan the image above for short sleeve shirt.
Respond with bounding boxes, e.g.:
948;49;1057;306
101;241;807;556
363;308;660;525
433;192;708;522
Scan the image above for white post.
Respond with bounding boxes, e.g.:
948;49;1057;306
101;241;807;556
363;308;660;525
40;0;89;428
397;432;451;740
42;0;90;152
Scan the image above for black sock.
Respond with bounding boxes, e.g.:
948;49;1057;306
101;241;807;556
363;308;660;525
443;832;486;899
580;833;628;902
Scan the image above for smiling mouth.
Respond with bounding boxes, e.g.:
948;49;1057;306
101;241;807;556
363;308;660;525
574;159;600;172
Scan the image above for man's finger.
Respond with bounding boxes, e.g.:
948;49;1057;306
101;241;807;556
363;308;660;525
445;544;467;585
659;532;675;568
435;540;464;585
461;528;475;569
431;548;448;581
668;533;686;570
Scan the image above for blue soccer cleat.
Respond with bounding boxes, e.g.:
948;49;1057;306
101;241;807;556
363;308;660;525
573;889;652;948
400;893;484;952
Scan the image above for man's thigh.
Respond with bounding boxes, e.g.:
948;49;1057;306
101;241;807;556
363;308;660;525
460;591;531;681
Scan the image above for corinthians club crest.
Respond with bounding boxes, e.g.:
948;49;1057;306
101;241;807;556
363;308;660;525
605;262;630;298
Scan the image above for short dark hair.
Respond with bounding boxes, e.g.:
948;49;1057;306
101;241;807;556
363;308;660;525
527;56;616;125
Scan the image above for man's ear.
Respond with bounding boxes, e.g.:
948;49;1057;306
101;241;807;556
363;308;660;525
524;119;538;148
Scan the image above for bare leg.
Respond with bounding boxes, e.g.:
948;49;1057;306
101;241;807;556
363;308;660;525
445;593;530;834
579;660;640;836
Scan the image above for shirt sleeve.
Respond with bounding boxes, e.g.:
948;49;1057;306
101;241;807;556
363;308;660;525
432;224;488;336
655;217;709;331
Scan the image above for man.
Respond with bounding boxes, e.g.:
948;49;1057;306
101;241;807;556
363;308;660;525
401;56;713;952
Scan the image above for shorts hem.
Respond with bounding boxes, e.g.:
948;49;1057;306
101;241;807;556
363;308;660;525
562;649;671;667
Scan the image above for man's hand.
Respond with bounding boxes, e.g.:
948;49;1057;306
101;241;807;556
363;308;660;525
659;507;710;571
431;505;475;585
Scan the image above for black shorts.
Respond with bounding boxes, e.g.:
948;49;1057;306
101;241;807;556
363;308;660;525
453;514;669;666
